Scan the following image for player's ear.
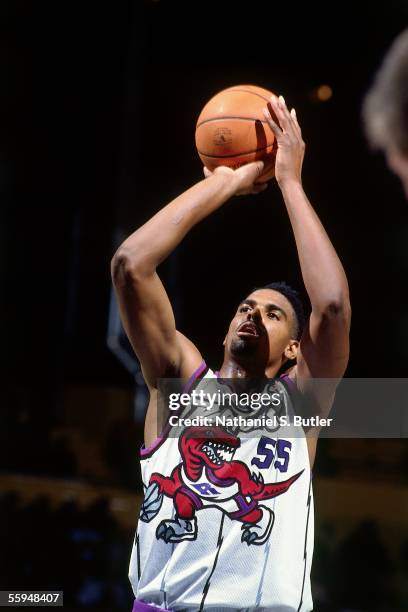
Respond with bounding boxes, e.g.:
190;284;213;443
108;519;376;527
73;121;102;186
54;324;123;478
284;340;299;361
223;334;227;347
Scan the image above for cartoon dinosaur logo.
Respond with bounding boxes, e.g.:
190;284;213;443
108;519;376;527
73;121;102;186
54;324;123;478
140;426;303;546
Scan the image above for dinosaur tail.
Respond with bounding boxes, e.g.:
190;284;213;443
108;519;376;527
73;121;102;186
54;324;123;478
253;469;304;501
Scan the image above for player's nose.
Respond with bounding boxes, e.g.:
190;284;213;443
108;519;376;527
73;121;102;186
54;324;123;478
250;305;262;322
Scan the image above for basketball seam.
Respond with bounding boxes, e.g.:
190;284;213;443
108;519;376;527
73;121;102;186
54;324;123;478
196;116;269;128
197;143;274;159
227;87;272;102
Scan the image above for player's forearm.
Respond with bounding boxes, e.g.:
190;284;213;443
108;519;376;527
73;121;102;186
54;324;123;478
112;173;236;275
280;180;350;313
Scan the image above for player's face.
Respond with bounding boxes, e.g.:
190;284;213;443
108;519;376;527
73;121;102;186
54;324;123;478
224;289;299;370
386;147;408;198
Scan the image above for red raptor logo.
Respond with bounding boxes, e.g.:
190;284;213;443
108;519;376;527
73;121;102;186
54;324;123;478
140;426;303;545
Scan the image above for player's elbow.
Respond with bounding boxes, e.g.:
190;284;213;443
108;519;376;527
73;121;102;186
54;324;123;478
318;294;351;324
110;248;149;286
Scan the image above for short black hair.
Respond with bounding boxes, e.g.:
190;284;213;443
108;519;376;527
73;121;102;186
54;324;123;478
253;281;306;340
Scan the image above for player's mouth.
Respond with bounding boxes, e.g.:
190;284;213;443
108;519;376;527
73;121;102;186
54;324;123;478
237;321;260;337
201;441;236;465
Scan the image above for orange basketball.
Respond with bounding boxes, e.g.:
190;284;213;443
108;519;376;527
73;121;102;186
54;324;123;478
195;85;278;182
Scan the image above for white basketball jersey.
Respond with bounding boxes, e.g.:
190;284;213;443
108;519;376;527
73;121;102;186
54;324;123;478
129;364;314;611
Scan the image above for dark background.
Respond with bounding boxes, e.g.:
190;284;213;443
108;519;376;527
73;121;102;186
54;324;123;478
1;0;408;610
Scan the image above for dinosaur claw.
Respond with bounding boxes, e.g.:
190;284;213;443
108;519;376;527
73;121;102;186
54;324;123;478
164;527;174;542
241;530;250;543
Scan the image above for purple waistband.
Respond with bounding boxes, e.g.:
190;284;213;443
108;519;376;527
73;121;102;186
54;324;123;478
132;599;171;612
132;601;171;612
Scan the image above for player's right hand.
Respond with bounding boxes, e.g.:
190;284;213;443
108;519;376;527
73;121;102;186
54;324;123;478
263;95;305;187
203;161;268;196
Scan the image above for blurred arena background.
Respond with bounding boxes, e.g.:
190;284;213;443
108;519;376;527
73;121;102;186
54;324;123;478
1;0;408;610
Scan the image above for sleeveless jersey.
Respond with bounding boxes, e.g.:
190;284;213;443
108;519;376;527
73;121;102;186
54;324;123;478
130;363;314;611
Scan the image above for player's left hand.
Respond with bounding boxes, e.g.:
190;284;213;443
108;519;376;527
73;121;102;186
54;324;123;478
263;95;305;187
203;162;269;196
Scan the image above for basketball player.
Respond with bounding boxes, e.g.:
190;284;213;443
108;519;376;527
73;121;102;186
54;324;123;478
111;95;351;611
363;28;408;197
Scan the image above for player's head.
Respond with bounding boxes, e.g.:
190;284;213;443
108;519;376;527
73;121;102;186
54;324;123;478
223;282;306;375
363;29;408;197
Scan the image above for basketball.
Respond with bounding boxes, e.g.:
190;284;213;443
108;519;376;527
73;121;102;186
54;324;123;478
195;85;278;183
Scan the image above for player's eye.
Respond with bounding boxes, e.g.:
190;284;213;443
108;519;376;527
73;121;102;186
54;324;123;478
239;305;251;313
268;312;279;320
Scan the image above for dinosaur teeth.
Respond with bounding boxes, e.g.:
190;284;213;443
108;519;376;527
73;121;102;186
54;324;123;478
207;441;235;453
218;448;233;462
202;445;217;460
202;441;236;464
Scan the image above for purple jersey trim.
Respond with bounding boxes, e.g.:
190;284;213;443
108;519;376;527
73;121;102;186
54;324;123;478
228;493;257;519
179;485;204;510
132;601;171;612
182;360;207;393
206;467;235;487
140;361;208;458
280;372;297;393
140;435;164;458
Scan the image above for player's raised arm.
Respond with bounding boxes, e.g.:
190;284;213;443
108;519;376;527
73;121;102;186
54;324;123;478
263;95;351;405
111;161;265;387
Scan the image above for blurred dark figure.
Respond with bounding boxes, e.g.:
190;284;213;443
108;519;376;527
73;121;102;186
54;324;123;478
0;402;77;479
0;492;133;609
0;492;21;588
395;538;408;608
48;434;78;478
332;518;397;610
0;404;52;475
103;416;143;489
363;29;408;198
312;439;339;478
312;520;336;610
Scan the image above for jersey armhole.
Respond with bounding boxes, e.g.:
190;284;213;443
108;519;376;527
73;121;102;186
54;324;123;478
140;360;209;460
279;372;302;417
